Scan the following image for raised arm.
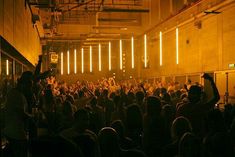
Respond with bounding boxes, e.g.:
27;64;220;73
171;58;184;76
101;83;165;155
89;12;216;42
202;73;220;107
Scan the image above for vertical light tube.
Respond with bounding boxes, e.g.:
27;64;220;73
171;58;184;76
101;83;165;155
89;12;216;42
176;27;179;64
81;48;84;73
90;46;92;72
131;36;134;69
61;52;63;75
109;42;111;71
99;43;101;71
74;49;77;74
144;34;147;68
6;60;9;75
67;50;70;74
160;31;163;66
120;39;122;70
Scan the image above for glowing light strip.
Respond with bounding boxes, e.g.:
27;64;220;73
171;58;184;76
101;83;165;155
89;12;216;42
176;27;179;64
120;39;122;70
90;46;92;72
61;52;63;75
144;34;147;68
81;48;84;73
74;49;77;74
160;31;162;66
109;42;111;71
67;50;70;74
6;60;9;75
131;36;134;69
99;44;101;71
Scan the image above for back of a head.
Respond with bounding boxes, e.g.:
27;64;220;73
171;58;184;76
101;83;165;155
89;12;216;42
90;97;97;107
103;89;109;97
98;127;120;157
171;116;192;140
205;108;226;133
17;71;33;88
188;85;202;103
146;96;162;116
136;91;144;102
111;120;125;138
63;100;73;116
73;134;97;157
179;132;200;157
126;104;142;127
74;109;89;130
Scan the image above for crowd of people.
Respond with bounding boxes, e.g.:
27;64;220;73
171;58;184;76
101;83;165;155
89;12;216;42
1;58;235;157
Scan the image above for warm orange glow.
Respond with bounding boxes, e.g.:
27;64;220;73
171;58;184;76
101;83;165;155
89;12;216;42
120;39;123;70
74;49;77;74
109;42;111;71
61;52;63;75
131;36;134;69
81;48;84;73
67;50;70;74
160;31;162;66
99;44;101;71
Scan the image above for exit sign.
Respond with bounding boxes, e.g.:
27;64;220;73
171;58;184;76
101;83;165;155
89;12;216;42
229;63;235;68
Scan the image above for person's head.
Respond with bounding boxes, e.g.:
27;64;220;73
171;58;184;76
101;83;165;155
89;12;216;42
63;100;73;116
188;85;202;103
90;97;97;107
111;120;125;138
171;116;192;140
136;91;145;103
17;71;33;89
102;89;109;98
126;104;143;128
179;132;201;157
146;96;162;116
98;127;120;157
73;109;89;131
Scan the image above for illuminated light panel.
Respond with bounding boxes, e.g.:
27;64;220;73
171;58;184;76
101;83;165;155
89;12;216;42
120;39;122;70
67;50;70;74
131;36;134;69
144;34;147;68
81;48;84;73
61;52;63;75
90;46;93;72
74;49;77;74
109;42;111;71
176;27;179;64
160;31;163;66
99;44;101;71
6;60;9;75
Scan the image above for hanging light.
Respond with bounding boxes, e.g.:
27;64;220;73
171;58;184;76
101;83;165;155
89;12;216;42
99;43;101;71
61;52;63;75
6;60;9;75
120;39;123;70
176;27;179;64
74;49;77;74
81;48;84;73
131;36;134;69
160;31;162;66
144;34;147;68
67;50;70;74
90;46;93;72
109;42;111;71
